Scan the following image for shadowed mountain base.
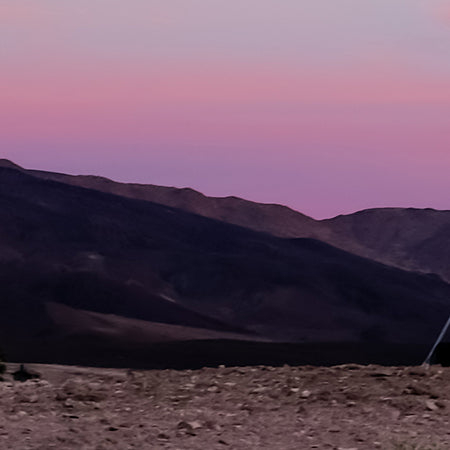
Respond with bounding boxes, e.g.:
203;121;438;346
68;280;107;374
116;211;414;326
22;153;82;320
4;337;432;369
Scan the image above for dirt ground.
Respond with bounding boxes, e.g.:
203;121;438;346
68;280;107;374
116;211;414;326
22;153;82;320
1;362;449;449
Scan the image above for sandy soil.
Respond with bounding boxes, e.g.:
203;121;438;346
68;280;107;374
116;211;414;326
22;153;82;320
1;363;449;449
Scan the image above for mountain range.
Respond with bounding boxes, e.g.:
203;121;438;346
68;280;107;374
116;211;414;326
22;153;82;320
1;159;449;367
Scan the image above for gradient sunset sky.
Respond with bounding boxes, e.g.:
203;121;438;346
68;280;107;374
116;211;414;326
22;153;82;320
2;0;450;218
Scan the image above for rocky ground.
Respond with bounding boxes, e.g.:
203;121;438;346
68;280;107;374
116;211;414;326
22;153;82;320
1;363;449;449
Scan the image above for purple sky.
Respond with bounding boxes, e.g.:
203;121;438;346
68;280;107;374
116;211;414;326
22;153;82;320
1;0;450;218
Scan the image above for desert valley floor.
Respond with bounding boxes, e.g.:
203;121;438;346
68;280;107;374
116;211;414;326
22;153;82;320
1;363;449;450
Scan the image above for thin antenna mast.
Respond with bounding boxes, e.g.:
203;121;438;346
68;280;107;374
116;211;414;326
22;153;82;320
423;314;450;366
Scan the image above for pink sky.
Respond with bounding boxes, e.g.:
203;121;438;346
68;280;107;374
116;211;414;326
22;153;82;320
1;0;450;218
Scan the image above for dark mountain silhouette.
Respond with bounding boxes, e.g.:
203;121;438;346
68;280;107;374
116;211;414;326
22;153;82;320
1;161;449;367
0;159;319;238
3;159;449;283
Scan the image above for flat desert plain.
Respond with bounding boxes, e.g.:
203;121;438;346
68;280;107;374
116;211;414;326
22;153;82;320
1;363;449;449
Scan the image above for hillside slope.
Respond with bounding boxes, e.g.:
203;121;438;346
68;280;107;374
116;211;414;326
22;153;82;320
4;159;449;282
1;164;450;365
322;207;450;282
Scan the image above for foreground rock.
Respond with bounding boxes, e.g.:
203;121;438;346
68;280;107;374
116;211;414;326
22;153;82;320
1;363;449;449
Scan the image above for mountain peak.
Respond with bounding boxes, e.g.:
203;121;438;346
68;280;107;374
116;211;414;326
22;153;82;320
0;159;24;170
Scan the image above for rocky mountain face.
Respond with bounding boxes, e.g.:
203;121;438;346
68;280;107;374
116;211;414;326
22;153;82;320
0;160;449;366
322;208;450;282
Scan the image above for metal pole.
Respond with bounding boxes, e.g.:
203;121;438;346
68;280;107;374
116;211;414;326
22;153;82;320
423;314;450;366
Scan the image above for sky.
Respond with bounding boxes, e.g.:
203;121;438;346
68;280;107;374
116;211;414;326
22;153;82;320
1;0;450;218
